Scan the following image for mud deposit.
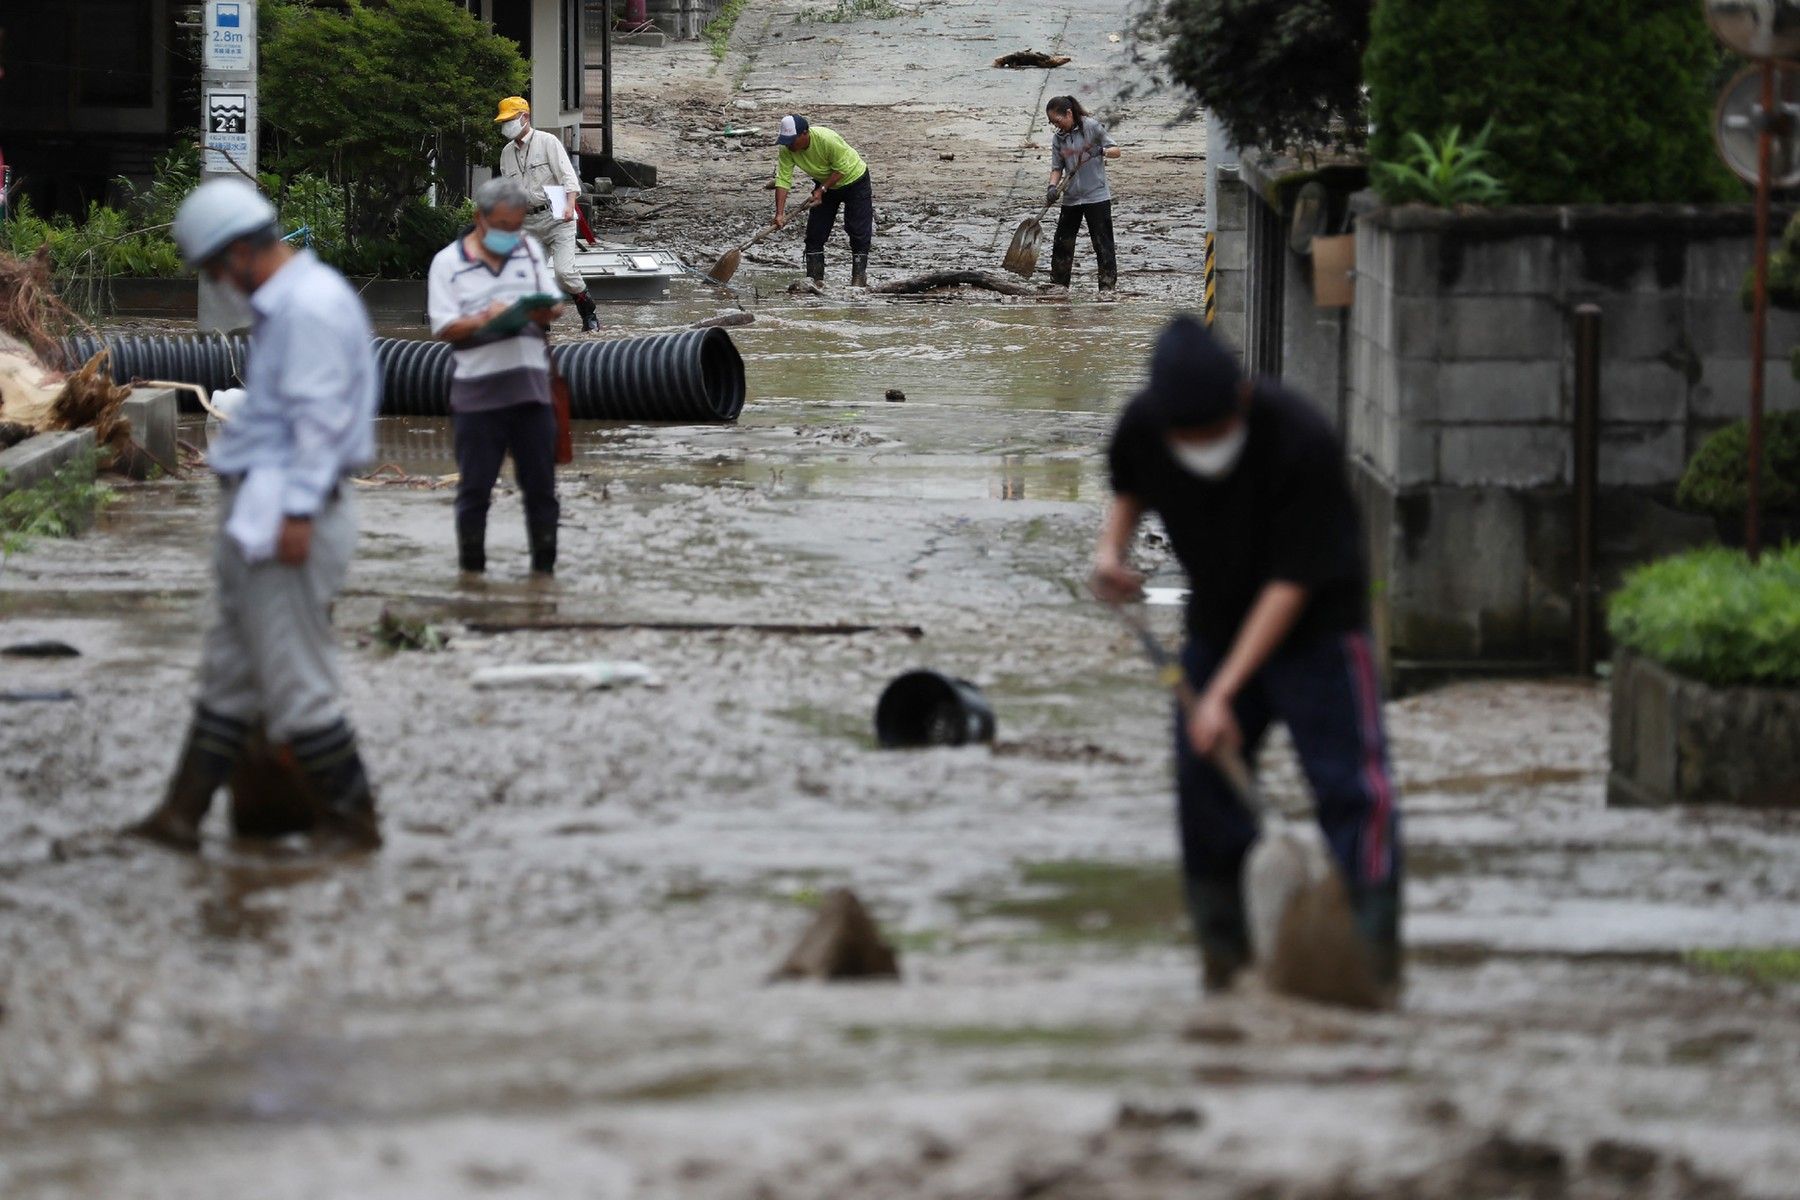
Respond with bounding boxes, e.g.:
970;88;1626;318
5;0;1800;1195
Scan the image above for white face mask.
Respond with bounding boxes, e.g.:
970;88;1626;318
1169;425;1248;480
502;117;526;140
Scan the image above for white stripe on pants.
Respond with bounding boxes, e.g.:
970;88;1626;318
525;211;585;296
198;486;356;740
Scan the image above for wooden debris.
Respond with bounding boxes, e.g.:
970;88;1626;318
993;49;1071;69
869;270;1042;298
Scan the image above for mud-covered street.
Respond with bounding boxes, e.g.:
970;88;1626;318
4;1;1800;1197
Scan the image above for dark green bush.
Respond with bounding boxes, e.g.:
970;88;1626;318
1608;545;1800;686
1676;412;1800;517
1142;0;1372;152
1365;1;1740;205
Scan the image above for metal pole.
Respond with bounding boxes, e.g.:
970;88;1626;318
1573;304;1602;677
1749;61;1775;563
601;0;615;167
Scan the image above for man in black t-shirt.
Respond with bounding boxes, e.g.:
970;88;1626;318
1092;314;1402;992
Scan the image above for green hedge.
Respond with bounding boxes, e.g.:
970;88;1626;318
1676;413;1800;517
1365;1;1738;205
1608;546;1800;686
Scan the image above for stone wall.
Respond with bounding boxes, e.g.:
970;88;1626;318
1210;166;1248;357
1348;202;1797;670
1610;649;1800;809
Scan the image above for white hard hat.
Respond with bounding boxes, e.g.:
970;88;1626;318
172;178;278;267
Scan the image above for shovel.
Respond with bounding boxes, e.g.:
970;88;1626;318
1101;596;1388;1011
706;194;820;284
1001;147;1099;278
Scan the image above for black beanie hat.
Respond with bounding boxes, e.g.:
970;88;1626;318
1143;313;1242;429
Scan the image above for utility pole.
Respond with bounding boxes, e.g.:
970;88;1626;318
198;0;259;332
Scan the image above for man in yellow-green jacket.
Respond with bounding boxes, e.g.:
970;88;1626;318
772;115;874;287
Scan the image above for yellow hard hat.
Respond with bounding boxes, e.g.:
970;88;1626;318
494;96;530;123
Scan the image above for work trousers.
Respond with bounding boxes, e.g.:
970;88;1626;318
524;210;586;296
1050;199;1117;289
198;486;356;741
804;172;875;258
453;401;560;535
1175;629;1402;894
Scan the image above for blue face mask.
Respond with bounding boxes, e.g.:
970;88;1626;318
481;227;521;256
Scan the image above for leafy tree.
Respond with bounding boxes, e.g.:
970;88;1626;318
261;0;528;240
1366;0;1738;205
1141;0;1372;152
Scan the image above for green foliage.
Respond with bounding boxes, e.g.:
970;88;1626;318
0;452;117;561
1607;545;1800;686
1675;413;1800;517
706;0;750;58
1141;0;1371;152
0;199;185;279
1366;0;1740;205
262;0;526;242
1687;948;1800;986
1371;124;1507;208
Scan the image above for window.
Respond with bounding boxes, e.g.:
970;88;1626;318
561;0;584;112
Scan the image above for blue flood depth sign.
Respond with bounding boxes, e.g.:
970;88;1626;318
204;0;256;72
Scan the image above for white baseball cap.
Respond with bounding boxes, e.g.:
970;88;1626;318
776;114;810;146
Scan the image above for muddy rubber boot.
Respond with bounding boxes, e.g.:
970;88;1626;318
850;253;869;288
1185;874;1253;993
125;706;250;852
1348;876;1404;995
574;291;600;334
1048;236;1076;289
291;720;382;853
806;252;826;285
528;523;557;576
456;513;486;575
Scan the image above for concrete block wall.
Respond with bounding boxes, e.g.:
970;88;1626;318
1347;203;1790;669
1210;166;1248;357
1350;204;1800;496
645;0;724;39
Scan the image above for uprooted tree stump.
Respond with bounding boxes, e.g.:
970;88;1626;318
770;887;901;982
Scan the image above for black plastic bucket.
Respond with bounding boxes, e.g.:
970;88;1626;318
874;670;997;748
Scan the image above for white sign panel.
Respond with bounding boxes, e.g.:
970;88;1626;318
203;1;257;73
203;87;256;176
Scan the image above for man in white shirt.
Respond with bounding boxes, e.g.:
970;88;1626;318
428;176;564;577
127;179;382;853
494;96;599;333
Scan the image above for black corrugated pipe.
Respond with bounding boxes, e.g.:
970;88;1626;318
63;329;747;423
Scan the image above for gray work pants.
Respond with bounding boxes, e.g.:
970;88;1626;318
197;485;357;740
524;211;585;296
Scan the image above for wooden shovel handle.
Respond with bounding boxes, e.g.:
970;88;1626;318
742;194;821;251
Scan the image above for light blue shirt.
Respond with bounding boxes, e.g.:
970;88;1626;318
208;250;379;516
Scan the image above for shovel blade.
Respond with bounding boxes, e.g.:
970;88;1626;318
1002;216;1043;277
1247;830;1386;1011
706;248;743;284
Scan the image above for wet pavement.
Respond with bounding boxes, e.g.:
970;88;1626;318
6;1;1800;1196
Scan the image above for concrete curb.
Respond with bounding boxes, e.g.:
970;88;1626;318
117;387;180;480
0;429;97;496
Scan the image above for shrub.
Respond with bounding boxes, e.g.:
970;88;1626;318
262;0;526;242
1366;0;1739;205
1141;0;1372;152
1371;124;1507;208
1675;412;1800;517
1607;545;1800;686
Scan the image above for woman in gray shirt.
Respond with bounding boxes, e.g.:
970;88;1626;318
1046;96;1120;292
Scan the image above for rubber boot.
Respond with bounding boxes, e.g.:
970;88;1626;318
806;251;826;285
456;513;486;575
574;291;600;334
850;253;869;288
528;523;557;576
125;706;250;852
1348;875;1404;995
1185;873;1253;993
291;720;382;852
